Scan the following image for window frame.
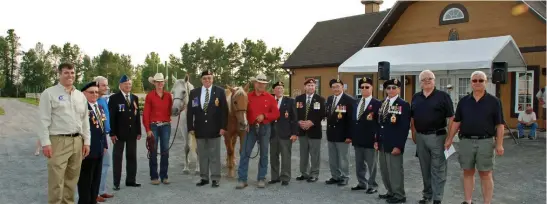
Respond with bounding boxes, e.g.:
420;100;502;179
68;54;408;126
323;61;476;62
439;3;469;25
513;71;534;114
510;66;540;118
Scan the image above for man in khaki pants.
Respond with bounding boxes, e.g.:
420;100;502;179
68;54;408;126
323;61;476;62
39;62;90;204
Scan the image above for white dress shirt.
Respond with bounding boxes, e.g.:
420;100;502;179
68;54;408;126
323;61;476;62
200;86;212;108
276;96;283;108
39;84;91;146
357;95;372;118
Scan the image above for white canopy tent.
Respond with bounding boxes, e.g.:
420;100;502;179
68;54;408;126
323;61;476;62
338;35;527;75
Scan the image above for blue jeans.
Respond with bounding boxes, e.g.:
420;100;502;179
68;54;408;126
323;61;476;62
99;144;111;194
238;124;270;182
149;123;171;180
517;123;537;137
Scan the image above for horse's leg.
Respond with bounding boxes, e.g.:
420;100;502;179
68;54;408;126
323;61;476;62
224;133;235;178
191;132;199;174
182;128;190;174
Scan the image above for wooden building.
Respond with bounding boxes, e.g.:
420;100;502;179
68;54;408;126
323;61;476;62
282;0;546;129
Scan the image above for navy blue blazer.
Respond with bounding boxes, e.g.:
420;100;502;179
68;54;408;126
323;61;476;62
326;93;355;142
377;97;411;153
350;97;381;149
87;103;108;159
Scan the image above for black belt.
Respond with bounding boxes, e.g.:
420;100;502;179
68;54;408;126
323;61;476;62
57;133;80;137
417;129;446;135
460;135;493;139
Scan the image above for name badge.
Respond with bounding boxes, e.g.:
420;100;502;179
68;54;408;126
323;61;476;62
192;97;199;107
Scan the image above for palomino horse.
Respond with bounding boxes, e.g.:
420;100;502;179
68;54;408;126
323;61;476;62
224;83;249;177
170;74;199;174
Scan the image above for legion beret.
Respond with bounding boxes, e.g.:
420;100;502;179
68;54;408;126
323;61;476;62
329;78;344;87
80;81;98;92
119;74;129;83
201;70;213;77
304;78;316;85
358;77;373;88
383;78;402;89
272;81;284;89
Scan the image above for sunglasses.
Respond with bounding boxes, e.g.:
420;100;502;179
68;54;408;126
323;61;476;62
361;86;371;89
472;79;485;83
386;85;398;90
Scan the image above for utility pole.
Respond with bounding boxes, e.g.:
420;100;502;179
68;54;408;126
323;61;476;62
165;61;168;90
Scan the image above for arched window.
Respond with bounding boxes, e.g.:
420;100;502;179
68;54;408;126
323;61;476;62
439;3;469;25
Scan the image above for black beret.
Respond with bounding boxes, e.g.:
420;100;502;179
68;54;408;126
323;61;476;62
81;81;98;92
304;78;316;85
272;81;284;89
329;78;343;87
358;77;373;88
201;70;213;77
383;78;402;89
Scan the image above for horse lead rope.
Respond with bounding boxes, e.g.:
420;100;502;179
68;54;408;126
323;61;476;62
246;122;261;159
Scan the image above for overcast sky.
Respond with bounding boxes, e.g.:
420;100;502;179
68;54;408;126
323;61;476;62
0;0;396;65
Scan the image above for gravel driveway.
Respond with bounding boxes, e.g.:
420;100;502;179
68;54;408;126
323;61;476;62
0;98;545;204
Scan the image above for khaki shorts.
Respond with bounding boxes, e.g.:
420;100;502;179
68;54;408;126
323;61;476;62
458;137;495;171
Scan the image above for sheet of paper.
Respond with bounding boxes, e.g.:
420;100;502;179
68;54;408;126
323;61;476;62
444;144;456;159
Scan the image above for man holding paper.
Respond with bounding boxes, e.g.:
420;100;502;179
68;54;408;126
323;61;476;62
410;70;454;204
445;71;504;204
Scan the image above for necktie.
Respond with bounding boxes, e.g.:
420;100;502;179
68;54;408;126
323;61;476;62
203;88;210;112
358;98;366;119
305;96;311;120
94;104;104;130
380;99;389;121
331;96;337;114
125;94;130;106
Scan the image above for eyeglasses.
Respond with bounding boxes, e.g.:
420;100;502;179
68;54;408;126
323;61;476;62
361;86;371;89
386;85;398;90
421;77;435;82
472;79;485;83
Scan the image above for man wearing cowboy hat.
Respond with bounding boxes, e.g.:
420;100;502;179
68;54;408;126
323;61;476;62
144;73;174;185
187;70;228;188
236;73;280;189
108;74;142;190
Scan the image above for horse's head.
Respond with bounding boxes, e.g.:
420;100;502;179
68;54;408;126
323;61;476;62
226;83;249;131
171;74;194;116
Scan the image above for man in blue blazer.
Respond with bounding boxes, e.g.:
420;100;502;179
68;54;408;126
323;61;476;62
78;81;108;204
375;78;411;204
349;77;381;194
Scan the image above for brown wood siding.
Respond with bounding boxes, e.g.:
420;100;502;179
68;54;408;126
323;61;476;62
377;1;546;128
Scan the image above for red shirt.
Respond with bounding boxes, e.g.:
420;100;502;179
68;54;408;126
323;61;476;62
143;91;173;132
247;91;280;125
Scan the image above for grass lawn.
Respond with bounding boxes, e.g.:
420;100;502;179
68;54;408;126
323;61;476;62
19;98;39;106
0;106;4;115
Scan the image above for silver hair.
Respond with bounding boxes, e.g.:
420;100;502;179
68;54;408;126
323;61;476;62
94;76;108;83
418;70;435;81
470;71;487;80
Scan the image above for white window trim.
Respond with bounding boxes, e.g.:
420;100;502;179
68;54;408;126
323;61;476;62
513;71;534;114
355;77;362;97
314;78;321;95
442;8;465;21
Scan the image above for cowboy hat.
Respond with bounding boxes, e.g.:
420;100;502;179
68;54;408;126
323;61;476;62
148;73;167;84
249;73;270;84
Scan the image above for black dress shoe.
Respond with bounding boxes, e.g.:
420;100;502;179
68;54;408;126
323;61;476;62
296;175;309;181
307;177;318;182
325;178;339;184
268;180;280;184
113;185;120;191
281;181;289;186
211;180;219;188
125;183;141;187
386;197;406;203
196;179;209;186
337;179;348;186
418;197;431;204
351;185;366;190
433;200;441;204
365;188;378;194
379;193;393;199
